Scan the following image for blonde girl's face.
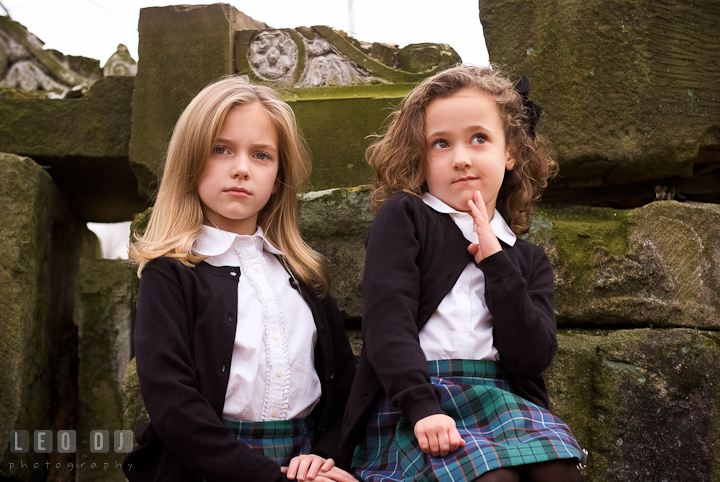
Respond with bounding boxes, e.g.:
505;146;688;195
198;102;279;235
424;88;515;217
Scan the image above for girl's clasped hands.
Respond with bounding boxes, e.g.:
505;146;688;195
283;455;356;481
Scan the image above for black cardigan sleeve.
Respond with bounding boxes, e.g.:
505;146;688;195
478;242;557;381
361;195;445;427
131;261;288;482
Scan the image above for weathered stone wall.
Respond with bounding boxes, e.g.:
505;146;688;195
478;0;720;207
75;259;134;481
0;77;143;222
0;153;97;481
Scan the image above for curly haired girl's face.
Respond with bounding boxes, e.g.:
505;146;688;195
424;88;515;216
198;102;279;235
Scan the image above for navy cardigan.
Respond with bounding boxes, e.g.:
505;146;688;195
341;192;557;448
124;257;356;482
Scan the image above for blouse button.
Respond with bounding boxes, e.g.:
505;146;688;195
253;264;260;271
461;325;469;332
266;295;273;302
272;332;279;340
462;287;469;294
275;369;282;377
271;409;278;417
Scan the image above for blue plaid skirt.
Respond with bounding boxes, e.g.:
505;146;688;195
352;360;586;482
224;417;312;465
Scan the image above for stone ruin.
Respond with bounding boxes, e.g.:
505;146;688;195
0;2;719;481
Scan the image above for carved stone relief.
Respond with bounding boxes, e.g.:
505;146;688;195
0;16;94;97
236;25;461;88
103;44;137;77
247;30;298;82
296;35;375;87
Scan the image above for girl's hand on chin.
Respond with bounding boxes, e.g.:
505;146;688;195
466;190;503;263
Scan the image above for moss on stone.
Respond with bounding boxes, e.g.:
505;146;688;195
75;259;133;481
548;328;720;481
479;0;720;190
288;96;403;191
536;206;629;283
0;76;142;222
0;153;86;477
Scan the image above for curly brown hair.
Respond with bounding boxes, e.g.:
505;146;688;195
367;64;557;235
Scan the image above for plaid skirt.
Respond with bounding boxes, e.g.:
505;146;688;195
223;417;312;465
352;360;586;482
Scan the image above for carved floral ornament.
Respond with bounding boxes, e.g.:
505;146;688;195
240;27;461;89
246;28;376;87
247;30;298;82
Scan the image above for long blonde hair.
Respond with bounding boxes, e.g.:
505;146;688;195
368;64;557;235
130;75;330;294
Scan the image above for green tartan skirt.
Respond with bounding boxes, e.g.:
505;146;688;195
352;360;586;482
223;417;312;466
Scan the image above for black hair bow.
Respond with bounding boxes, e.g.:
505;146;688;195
514;74;543;140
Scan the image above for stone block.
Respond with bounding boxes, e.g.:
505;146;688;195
0;76;144;222
0;153;93;481
299;185;374;318
479;0;720;206
529;201;720;328
75;259;134;481
121;358;149;441
285;85;411;191
547;328;720;482
129;4;267;199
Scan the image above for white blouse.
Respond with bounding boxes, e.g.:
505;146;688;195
419;193;517;362
193;225;321;421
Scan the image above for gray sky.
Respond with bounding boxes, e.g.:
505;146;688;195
2;0;489;67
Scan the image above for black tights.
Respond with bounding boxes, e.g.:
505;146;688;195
472;460;584;482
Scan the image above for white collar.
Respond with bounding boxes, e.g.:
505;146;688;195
422;192;517;247
193;225;285;257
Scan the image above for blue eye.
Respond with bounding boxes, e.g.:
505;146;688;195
213;145;228;155
471;134;486;144
255;152;271;161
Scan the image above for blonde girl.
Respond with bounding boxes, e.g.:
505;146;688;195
124;76;356;482
342;65;586;482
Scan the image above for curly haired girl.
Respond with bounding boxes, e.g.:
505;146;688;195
342;65;586;482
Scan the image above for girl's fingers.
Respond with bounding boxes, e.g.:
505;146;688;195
428;432;441;456
307;457;326;479
295;457;313;481
285;457;300;479
437;429;450;457
449;427;466;451
321;458;335;472
417;433;430;453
